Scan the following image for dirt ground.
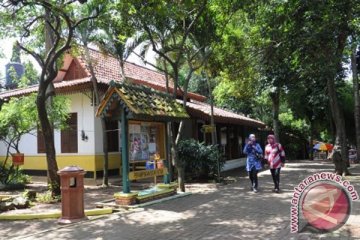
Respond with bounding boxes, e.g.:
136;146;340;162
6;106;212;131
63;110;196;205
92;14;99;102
1;183;118;215
0;173;233;216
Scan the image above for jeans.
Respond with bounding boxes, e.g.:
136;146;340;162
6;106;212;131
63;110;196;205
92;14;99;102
248;167;258;189
270;168;281;190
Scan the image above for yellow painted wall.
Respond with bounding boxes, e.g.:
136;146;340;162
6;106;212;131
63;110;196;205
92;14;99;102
95;152;121;172
0;153;121;178
0;155;95;171
0;121;165;179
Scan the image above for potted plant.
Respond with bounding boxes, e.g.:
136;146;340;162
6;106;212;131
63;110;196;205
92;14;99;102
11;153;24;166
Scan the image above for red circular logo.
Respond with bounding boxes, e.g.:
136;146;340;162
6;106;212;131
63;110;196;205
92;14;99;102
301;182;351;231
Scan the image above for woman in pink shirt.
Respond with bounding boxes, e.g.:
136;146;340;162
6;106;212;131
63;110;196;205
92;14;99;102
264;134;285;193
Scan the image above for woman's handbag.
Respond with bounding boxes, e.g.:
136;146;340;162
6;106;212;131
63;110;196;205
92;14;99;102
255;152;267;166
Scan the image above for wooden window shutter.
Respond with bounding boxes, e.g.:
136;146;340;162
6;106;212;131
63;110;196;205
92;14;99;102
61;113;78;153
105;120;119;152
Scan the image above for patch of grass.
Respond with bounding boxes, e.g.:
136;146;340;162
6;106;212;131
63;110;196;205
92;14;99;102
36;191;61;204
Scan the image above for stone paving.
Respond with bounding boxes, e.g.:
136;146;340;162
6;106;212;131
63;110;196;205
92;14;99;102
1;160;360;240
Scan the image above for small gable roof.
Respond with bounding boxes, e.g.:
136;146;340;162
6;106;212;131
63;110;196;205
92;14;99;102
96;81;189;121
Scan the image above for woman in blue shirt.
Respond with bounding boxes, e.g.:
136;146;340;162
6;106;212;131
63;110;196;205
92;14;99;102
243;134;263;193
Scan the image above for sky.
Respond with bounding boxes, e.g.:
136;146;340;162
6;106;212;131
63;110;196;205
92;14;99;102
0;38;157;85
0;38;15;81
0;38;43;85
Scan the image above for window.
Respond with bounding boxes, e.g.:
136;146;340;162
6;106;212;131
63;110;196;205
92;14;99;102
61;113;78;153
37;126;45;153
106;120;119;152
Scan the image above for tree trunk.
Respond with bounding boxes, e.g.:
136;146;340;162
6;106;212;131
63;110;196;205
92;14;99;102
168;68;186;192
351;43;360;164
309;121;314;160
38;10;59;196
172;121;186;192
162;63;174;181
203;70;217;145
327;77;349;175
270;90;280;142
83;45;109;186
37;93;60;195
204;70;220;181
101;118;109;186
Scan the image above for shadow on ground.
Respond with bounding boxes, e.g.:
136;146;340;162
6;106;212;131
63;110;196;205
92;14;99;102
2;160;360;240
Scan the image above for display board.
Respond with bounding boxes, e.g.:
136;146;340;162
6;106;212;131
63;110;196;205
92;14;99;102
129;123;159;161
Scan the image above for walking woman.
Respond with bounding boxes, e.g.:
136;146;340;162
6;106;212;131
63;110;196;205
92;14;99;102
264;134;285;193
243;134;263;193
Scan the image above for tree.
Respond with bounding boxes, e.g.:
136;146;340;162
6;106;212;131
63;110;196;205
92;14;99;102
74;1;114;186
118;0;230;191
10;42;21;63
212;0;359;173
286;0;356;174
0;0;100;195
351;42;360;162
21;61;39;86
9;61;39;88
0;94;69;170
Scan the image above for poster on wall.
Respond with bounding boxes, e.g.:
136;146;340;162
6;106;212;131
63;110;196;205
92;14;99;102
129;123;160;161
148;143;156;154
140;133;149;159
130;133;141;160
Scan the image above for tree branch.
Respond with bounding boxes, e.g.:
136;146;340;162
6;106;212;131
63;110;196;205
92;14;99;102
130;50;168;74
22;15;44;37
17;43;44;67
176;0;207;65
73;9;100;29
141;21;176;70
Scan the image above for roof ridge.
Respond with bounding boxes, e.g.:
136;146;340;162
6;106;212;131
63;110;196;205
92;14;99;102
189;99;264;124
85;47;166;77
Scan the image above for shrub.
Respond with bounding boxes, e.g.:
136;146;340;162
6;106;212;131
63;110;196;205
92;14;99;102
178;139;224;181
36;191;61;204
0;165;31;186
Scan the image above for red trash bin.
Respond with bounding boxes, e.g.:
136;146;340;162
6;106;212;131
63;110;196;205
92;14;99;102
57;166;87;224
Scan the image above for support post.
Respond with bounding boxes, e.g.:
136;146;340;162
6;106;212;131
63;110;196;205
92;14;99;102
121;108;130;193
164;122;171;184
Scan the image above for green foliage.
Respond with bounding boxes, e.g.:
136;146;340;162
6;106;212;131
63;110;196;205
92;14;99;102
178;139;224;180
0;95;38;153
19;61;39;87
10;42;21;63
0;94;70;154
6;66;19;86
320;130;333;143
279;110;310;136
278;109;310;159
0;165;31;185
36;191;60;204
338;82;356;145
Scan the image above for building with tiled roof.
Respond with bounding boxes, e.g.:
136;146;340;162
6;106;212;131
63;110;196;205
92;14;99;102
0;48;265;178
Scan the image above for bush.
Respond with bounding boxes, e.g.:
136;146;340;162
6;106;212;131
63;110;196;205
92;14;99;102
178;139;224;181
0;165;31;186
36;191;61;204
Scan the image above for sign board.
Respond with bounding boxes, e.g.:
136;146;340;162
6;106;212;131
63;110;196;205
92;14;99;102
129;168;168;180
201;124;215;133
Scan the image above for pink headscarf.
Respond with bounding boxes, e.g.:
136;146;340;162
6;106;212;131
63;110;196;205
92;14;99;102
267;134;276;142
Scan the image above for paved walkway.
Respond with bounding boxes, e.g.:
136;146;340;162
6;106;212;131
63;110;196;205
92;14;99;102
1;160;360;240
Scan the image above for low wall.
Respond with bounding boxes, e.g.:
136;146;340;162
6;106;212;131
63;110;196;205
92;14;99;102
222;158;246;172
